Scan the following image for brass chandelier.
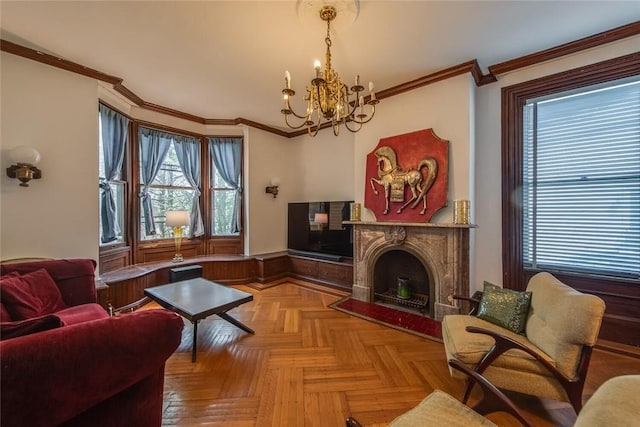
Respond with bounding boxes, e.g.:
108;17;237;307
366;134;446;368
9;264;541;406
281;5;378;136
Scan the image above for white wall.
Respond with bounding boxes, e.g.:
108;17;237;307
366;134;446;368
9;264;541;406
1;53;99;261
474;35;640;290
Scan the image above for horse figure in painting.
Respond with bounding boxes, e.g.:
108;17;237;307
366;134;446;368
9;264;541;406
369;146;438;215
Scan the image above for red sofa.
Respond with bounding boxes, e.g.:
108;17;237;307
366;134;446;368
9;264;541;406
0;259;184;427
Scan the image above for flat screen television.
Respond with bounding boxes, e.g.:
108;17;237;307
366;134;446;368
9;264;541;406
288;201;353;261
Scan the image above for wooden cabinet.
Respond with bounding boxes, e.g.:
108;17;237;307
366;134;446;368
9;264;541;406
289;255;353;292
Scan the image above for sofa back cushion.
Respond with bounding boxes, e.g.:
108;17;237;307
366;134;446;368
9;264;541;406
525;272;605;378
1;259;97;306
0;303;12;322
0;269;67;320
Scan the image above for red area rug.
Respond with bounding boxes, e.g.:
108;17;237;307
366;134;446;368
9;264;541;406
330;297;443;342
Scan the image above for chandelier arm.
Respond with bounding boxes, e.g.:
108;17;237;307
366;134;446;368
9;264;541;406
307;113;323;137
284;113;312;130
349;104;377;125
343;119;362;133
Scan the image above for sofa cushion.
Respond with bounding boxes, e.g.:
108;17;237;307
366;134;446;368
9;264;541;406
0;268;67;320
575;375;640;427
56;303;110;326
1;314;63;340
476;281;531;334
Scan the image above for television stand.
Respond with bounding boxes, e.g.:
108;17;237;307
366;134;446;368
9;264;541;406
288;252;353;292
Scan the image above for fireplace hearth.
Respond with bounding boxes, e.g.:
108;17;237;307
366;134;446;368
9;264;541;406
347;221;473;321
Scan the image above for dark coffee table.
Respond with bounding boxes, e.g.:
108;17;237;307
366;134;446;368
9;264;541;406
144;278;254;362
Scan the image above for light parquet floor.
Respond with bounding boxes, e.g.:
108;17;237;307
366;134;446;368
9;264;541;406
155;280;640;427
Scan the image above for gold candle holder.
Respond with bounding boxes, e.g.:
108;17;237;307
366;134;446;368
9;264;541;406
350;202;361;221
454;200;470;224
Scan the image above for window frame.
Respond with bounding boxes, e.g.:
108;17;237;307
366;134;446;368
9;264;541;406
209;137;244;237
98;102;131;252
502;52;640;291
137;134;198;242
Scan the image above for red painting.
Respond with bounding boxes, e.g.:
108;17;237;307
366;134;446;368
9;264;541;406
364;128;448;222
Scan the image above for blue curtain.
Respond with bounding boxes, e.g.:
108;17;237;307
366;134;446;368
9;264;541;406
208;137;242;233
174;136;204;237
139;127;172;236
99;104;129;243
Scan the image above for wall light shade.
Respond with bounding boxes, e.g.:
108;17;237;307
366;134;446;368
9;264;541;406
6;146;42;187
265;177;280;198
166;210;190;262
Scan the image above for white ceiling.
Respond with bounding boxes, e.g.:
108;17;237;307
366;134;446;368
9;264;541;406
1;1;639;132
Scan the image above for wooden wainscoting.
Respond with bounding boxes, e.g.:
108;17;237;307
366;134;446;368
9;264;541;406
98;252;353;311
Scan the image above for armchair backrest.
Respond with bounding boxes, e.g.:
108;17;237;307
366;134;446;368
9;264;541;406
524;272;605;378
1;259;97;307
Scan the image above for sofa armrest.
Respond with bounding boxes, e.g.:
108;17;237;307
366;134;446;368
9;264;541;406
0;259;98;306
0;309;184;427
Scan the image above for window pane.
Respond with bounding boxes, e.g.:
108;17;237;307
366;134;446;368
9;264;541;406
150;144;191;187
212;167;232;189
523;78;640;279
140;187;194;240
211;189;238;235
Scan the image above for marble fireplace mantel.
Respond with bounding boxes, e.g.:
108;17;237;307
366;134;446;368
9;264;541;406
345;221;475;321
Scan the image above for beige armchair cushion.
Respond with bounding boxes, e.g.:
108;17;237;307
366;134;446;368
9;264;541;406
524;273;605;379
575;375;640;427
388;390;497;427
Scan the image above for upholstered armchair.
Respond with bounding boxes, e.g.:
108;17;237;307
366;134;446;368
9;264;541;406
442;272;606;413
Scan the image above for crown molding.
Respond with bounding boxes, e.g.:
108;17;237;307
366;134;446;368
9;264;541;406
2;20;638;138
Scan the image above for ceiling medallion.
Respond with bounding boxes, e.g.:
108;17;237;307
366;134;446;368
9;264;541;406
281;4;378;136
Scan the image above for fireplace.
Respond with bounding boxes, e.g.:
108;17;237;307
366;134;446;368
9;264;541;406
348;221;472;321
373;249;432;315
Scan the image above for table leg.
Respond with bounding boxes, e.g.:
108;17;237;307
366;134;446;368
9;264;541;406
191;320;199;363
218;312;255;334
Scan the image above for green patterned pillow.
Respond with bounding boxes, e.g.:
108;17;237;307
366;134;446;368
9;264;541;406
476;281;532;334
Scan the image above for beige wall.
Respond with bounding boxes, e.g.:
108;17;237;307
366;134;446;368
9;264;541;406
353;73;476;224
1;53;99;261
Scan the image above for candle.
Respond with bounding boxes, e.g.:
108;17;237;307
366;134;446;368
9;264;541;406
285;70;291;89
355;75;360;86
369;81;376;101
314;60;321;78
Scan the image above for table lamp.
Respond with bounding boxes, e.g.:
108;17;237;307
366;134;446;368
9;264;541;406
166;210;190;262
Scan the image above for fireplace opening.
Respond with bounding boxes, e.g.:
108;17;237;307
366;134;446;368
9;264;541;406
372;249;432;316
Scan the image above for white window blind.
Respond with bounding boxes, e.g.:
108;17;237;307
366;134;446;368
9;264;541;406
523;78;640;279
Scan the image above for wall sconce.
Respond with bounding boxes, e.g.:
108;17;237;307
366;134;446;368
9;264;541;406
166;210;190;263
6;146;41;187
265;177;280;198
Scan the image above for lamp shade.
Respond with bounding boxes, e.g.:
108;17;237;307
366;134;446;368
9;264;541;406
10;146;40;165
166;210;190;227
